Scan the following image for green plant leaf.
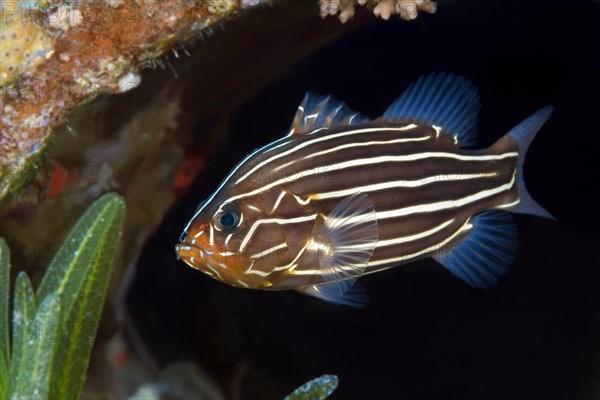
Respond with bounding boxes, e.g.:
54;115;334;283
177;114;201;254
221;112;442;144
0;349;8;400
0;239;9;348
0;239;10;399
11;293;61;400
285;374;339;400
10;272;37;398
37;193;123;318
36;193;125;399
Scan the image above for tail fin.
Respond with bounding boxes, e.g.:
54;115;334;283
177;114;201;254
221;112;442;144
506;106;555;220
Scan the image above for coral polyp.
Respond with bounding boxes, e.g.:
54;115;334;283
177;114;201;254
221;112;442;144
320;0;437;22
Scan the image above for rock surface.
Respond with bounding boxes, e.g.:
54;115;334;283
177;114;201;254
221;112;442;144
0;0;272;205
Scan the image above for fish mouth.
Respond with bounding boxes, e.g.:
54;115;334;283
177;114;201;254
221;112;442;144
175;242;207;270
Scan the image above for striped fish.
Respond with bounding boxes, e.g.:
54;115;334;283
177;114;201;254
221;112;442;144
176;72;554;307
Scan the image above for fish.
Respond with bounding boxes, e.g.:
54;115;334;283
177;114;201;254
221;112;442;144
175;72;554;307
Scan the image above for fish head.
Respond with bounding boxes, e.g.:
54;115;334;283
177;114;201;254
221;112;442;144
176;184;317;289
176;192;250;287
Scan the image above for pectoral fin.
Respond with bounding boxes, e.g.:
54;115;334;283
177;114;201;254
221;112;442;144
299;192;379;307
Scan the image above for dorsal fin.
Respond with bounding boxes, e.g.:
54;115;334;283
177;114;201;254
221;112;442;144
379;72;481;147
288;93;369;135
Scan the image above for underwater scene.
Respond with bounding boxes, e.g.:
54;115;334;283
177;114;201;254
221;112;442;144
1;0;600;399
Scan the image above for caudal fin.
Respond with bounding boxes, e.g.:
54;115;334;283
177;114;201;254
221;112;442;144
506;106;555;220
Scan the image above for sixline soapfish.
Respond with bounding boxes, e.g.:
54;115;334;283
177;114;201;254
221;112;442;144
176;72;554;307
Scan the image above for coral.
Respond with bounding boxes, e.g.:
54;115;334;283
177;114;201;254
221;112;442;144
47;4;84;30
0;3;54;85
205;0;237;14
320;0;437;22
0;0;274;205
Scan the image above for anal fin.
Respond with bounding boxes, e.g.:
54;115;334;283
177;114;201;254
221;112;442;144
433;210;518;288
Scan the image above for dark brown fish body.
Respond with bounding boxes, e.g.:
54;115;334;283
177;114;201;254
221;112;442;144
176;73;553;306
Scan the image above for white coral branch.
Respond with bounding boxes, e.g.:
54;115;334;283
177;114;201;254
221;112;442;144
320;0;437;23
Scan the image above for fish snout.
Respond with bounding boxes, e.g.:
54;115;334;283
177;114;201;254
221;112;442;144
175;242;206;270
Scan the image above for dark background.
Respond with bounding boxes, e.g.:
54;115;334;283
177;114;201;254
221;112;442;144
128;0;600;399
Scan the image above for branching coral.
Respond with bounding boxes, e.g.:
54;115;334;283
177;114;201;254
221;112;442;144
320;0;436;22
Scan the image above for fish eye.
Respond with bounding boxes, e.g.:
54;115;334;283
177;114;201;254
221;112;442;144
213;204;241;232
